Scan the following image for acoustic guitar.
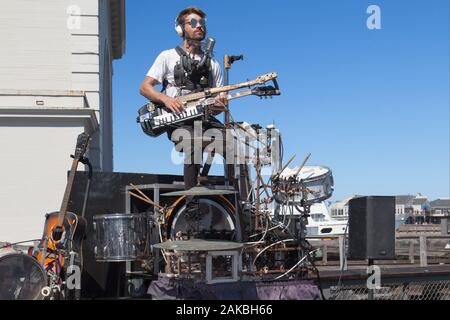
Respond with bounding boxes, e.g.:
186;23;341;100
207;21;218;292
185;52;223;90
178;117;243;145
35;133;89;269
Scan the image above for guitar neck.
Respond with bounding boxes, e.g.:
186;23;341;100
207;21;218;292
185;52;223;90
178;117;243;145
57;159;79;226
225;89;253;101
210;79;263;95
178;77;272;103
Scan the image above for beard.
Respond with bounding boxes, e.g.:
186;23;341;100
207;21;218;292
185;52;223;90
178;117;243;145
185;28;206;42
186;38;203;49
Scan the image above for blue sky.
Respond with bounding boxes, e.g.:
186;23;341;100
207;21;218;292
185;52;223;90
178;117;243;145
112;0;449;202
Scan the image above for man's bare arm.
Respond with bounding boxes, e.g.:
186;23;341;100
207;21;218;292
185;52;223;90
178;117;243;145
139;76;184;113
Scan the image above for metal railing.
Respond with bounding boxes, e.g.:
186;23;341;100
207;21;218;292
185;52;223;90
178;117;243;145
329;280;450;300
307;235;348;269
307;234;450;268
307;232;450;300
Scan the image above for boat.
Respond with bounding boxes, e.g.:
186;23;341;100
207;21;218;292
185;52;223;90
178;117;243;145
305;202;348;236
272;201;348;236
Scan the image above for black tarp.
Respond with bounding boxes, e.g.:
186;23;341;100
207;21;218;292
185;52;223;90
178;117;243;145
148;276;322;300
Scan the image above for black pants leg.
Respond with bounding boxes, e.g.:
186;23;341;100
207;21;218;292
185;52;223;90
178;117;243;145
168;117;231;190
184;156;201;189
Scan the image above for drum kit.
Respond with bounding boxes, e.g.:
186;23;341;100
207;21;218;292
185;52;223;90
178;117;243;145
94;77;335;282
81;71;336;290
92;186;239;263
0;70;334;299
0;131;334;300
88;147;334;287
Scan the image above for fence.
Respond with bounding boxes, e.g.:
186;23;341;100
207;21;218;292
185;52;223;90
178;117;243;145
329;280;450;300
307;232;450;300
307;234;450;268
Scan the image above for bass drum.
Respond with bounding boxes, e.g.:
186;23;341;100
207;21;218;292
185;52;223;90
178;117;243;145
0;248;47;300
164;195;237;241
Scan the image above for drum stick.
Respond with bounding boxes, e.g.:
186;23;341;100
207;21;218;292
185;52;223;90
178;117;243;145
271;154;296;180
129;184;164;210
129;191;152;205
279;154;296;174
128;191;164;210
294;153;311;178
129;183;152;201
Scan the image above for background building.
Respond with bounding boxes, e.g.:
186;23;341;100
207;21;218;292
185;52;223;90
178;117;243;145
330;194;448;228
0;0;125;243
430;198;450;217
329;195;356;221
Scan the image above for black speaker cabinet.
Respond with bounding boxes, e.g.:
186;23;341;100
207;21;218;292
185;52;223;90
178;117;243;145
348;196;395;260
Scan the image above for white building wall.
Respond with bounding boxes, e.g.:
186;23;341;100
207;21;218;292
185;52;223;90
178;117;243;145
0;0;120;243
330;203;349;220
0;119;85;243
69;0;102;171
412;204;422;215
396;204;403;215
0;0;72;90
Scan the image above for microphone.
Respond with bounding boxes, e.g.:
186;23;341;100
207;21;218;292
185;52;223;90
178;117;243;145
198;37;215;67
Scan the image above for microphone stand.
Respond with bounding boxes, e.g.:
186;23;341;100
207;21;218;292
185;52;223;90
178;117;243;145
222;54;250;241
223;54;243;128
65;155;92;300
73;155;93;219
223;54;243;187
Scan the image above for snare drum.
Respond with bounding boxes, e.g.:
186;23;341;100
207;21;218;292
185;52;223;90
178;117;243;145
93;213;150;262
279;165;334;203
0;248;47;300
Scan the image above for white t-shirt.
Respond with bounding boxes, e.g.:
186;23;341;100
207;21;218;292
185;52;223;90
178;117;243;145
146;48;223;97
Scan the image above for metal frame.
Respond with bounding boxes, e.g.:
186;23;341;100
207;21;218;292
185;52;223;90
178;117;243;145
205;250;241;284
124;182;238;273
124;183;185;275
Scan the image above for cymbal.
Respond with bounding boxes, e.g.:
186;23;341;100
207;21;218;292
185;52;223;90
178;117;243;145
161;185;237;196
153;239;244;251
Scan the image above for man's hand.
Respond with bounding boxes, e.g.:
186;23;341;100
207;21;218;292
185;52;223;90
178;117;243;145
140;76;185;113
162;96;184;113
208;96;228;116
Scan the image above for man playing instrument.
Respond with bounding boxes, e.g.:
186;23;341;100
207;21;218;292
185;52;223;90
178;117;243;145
139;7;231;214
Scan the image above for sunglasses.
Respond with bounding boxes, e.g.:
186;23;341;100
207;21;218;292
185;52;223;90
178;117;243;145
185;18;206;28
